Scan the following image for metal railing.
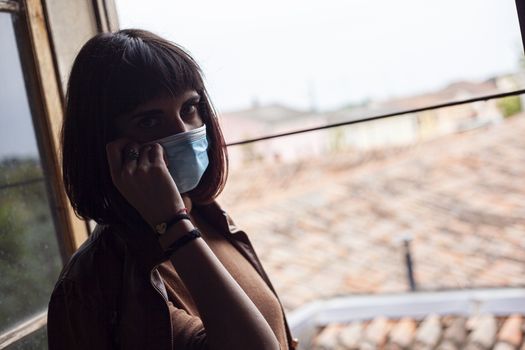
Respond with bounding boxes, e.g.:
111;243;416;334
0;177;44;191
226;89;525;147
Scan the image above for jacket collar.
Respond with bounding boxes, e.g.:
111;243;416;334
195;201;299;349
193;200;243;235
103;199;298;349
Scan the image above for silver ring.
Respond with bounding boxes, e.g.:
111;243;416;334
125;148;140;161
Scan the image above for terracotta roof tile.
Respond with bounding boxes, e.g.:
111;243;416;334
497;315;523;347
363;316;391;347
311;314;525;350
441;317;467;347
220;115;525;312
467;315;498;350
338;322;363;349
415;315;443;349
436;341;460;350
313;324;345;350
389;317;417;348
493;343;515;350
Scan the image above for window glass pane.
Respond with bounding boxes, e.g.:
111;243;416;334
0;13;62;335
219;107;525;311
4;326;48;350
116;0;525;312
115;0;523;119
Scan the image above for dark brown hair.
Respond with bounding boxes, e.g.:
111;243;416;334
62;29;228;225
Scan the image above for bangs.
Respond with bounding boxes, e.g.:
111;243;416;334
62;29;228;224
105;35;204;119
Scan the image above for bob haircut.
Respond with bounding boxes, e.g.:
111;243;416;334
62;29;228;225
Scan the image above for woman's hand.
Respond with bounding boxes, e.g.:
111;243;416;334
106;138;185;227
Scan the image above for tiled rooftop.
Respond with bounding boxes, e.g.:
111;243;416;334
312;314;525;350
218;114;525;312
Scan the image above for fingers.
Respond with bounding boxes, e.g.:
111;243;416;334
122;142;139;174
104;140;182;225
106;140;167;187
150;143;167;167
137;145;152;171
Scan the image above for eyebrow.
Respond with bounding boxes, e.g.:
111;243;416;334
127;94;201;121
185;95;201;104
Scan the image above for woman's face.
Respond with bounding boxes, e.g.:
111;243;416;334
114;89;204;143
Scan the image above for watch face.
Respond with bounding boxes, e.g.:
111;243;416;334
156;223;167;234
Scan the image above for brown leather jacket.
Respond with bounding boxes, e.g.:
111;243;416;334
47;201;298;349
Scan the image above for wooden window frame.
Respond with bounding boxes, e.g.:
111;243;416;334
516;0;525;52
0;0;523;347
0;0;18;12
13;0;90;259
0;0;118;347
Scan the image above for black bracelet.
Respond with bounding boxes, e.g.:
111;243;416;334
164;228;202;257
155;213;191;235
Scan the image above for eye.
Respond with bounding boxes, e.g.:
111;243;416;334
137;116;160;129
182;103;198;118
181;95;202;119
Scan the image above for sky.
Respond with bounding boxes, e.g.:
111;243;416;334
115;0;523;112
0;1;522;159
0;13;39;159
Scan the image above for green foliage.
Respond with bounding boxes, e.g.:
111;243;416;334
0;158;62;334
497;95;522;118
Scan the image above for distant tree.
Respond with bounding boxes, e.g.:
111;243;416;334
0;158;62;333
497;95;522;118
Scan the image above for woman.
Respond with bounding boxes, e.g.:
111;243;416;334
47;29;298;350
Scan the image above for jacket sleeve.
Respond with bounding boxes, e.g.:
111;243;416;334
48;278;114;350
167;300;210;349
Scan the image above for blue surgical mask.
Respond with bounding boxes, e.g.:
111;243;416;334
152;124;209;194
